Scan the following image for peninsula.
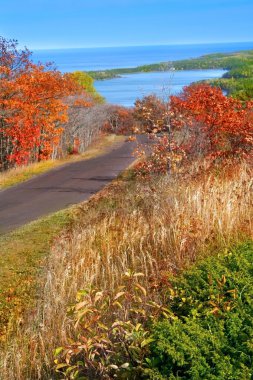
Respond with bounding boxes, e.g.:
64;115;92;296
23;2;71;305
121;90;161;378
88;49;253;99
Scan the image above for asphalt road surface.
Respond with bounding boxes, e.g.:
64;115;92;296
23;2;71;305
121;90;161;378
0;137;143;234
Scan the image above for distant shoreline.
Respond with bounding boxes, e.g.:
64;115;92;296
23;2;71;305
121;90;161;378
87;49;253;81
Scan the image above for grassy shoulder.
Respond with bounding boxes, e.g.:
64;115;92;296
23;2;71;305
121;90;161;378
50;161;253;379
0;134;125;190
1;159;251;379
0;208;74;342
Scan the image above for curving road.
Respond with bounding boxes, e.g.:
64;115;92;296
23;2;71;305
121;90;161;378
0;137;144;234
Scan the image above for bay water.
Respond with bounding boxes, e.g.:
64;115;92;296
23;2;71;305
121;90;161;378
33;41;253;106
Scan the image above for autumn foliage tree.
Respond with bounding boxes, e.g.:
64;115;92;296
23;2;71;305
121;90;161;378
133;95;168;133
134;84;253;176
0;37;84;170
133;94;184;176
170;84;253;163
102;105;134;135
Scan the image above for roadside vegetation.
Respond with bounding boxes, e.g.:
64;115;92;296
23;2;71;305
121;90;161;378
1;157;252;379
0;79;252;379
0;209;73;342
1;36;253;379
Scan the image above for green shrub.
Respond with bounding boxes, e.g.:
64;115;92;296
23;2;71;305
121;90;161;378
145;242;253;380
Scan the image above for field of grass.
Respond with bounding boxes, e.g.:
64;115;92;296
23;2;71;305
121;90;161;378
0;134;125;190
1;159;252;379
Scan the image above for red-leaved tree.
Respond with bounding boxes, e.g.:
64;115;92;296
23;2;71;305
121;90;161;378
102;106;134;135
0;37;85;169
170;84;253;163
134;84;253;177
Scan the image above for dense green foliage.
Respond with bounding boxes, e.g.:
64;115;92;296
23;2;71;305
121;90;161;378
208;77;253;100
173;51;253;71
145;242;253;379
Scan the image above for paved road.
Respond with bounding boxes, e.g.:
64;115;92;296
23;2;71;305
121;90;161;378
0;138;142;234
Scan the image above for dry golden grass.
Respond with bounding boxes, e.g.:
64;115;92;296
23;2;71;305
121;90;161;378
0;134;124;189
1;162;253;379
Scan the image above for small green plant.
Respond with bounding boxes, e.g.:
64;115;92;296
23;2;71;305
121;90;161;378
54;271;168;379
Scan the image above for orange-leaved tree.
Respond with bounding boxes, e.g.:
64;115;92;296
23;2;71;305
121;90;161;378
170;83;253;163
0;37;82;170
102;105;134;135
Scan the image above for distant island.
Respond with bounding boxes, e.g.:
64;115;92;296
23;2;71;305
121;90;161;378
88;49;253;100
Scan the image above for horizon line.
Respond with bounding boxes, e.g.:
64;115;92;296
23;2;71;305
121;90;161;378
31;40;253;51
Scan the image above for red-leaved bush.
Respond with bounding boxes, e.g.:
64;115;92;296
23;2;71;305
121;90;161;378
134;84;253;177
170;84;253;162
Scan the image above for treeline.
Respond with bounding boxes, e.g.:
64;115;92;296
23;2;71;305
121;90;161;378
207;58;253;100
173;50;253;70
87;62;172;80
87;50;253;79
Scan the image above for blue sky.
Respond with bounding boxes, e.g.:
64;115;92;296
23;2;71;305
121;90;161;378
1;0;253;49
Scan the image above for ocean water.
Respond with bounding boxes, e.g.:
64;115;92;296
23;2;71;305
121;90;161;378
95;69;225;107
33;42;253;72
32;42;252;106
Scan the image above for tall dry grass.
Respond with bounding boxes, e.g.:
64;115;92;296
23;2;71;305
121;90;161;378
1;162;253;379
